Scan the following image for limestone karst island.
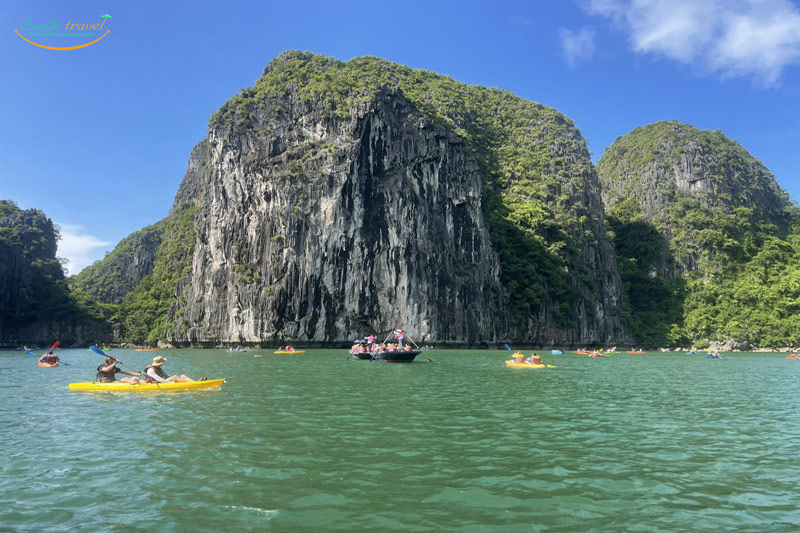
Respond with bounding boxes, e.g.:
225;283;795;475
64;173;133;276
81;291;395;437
3;52;797;350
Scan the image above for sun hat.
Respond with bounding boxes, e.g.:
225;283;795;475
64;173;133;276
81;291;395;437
152;356;167;366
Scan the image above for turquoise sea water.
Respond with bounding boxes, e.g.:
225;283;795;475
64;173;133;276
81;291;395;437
1;348;799;532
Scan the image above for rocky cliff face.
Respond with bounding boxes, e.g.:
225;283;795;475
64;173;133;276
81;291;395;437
155;52;629;346
167;91;506;345
0;203;60;327
0;201;111;346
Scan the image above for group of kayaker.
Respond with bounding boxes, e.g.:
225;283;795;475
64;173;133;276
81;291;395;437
32;342;198;383
512;352;544;365
97;355;196;384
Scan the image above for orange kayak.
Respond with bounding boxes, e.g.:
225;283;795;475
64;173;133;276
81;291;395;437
38;361;58;367
787;355;799;359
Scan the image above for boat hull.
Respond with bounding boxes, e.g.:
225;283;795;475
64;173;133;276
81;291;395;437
274;350;304;354
372;350;421;363
68;379;225;391
38;361;58;367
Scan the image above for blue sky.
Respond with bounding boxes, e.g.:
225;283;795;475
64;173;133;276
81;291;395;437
3;0;800;274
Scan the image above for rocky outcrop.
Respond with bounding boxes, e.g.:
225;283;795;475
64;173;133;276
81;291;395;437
168;91;507;345
598;121;792;276
0;200;111;346
597;121;799;347
70;222;164;304
0;203;60;328
158;52;629;346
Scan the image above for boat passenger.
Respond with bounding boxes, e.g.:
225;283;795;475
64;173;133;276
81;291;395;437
513;352;524;363
144;356;194;383
404;344;412;352
529;353;542;365
97;356;143;383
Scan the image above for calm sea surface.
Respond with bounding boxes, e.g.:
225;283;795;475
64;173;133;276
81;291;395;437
1;348;798;532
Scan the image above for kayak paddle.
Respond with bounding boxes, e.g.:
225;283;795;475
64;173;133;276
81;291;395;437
89;345;135;370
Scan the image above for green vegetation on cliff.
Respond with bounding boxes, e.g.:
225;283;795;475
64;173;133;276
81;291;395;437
113;204;197;344
0;200;110;343
70;222;165;305
605;199;686;346
599;122;800;347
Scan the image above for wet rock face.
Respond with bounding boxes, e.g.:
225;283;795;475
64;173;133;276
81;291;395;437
167;91;508;345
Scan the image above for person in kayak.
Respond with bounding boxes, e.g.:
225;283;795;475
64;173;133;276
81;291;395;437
39;349;59;366
97;356;143;383
528;353;543;365
143;356;194;383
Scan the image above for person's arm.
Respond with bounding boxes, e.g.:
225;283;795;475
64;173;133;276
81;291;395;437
121;370;143;377
146;367;169;383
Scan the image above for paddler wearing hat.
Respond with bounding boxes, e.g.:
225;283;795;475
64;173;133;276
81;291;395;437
143;356;195;383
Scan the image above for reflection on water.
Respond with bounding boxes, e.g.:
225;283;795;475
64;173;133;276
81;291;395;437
1;348;799;531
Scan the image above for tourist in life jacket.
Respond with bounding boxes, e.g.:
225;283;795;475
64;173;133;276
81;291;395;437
97;356;143;383
39;349;59;366
144;356;194;383
528;353;543;365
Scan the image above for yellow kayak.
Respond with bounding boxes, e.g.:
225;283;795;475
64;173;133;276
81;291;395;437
505;361;555;368
68;379;225;391
274;350;305;354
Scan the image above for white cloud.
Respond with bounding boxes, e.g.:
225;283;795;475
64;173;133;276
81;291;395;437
585;0;800;86
560;26;596;68
56;223;111;276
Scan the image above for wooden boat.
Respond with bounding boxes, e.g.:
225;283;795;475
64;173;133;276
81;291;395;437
350;328;422;362
371;350;421;363
135;348;158;352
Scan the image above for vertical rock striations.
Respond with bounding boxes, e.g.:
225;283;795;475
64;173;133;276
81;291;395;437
168;91;506;345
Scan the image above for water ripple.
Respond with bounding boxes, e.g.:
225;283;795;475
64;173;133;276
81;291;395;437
1;349;799;531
